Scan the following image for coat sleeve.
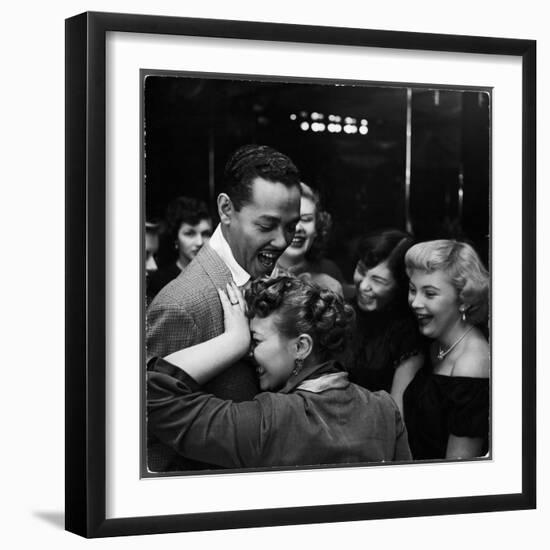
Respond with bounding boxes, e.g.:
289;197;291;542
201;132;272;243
147;359;272;468
393;407;413;461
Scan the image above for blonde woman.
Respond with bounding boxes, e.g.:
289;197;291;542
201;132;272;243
404;240;490;460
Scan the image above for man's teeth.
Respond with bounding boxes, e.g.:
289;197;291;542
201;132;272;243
258;251;277;265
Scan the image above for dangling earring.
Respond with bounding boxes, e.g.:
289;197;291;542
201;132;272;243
460;306;467;322
292;358;304;376
174;241;179;251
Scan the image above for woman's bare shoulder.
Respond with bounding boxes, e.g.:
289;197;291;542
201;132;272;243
452;334;490;379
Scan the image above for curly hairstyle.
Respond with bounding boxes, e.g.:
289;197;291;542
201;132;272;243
246;275;355;362
222;144;301;211
299;182;333;262
355;229;415;307
165;196;212;243
404;239;489;324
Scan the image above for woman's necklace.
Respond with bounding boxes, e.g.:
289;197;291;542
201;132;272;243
437;325;474;360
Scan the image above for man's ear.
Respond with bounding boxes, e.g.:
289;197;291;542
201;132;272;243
217;193;233;226
295;333;314;361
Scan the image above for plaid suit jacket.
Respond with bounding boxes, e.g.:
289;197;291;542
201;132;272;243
146;243;259;401
146;244;259;472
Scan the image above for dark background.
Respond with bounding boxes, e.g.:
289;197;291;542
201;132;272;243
144;74;490;280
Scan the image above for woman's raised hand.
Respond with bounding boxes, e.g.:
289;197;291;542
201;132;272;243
218;282;251;355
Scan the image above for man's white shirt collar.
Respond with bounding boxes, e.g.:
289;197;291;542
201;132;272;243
208;224;251;287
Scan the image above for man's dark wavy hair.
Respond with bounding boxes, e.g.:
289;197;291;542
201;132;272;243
222;145;301;210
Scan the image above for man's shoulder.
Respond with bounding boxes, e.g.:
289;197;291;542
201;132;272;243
153;247;221;295
149;266;215;310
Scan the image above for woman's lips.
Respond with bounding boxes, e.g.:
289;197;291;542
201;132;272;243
290;236;306;247
415;313;433;327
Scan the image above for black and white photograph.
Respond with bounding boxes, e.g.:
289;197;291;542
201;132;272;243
60;9;536;539
2;0;545;546
143;73;491;475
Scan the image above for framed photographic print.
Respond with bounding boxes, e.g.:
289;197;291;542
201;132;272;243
65;11;536;538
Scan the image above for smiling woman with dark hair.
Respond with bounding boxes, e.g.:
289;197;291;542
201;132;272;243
147;196;213;301
147;276;411;469
347;229;425;417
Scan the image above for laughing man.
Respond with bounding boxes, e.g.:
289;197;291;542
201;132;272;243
146;145;301;469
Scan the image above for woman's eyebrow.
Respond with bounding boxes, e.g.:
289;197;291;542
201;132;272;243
422;285;440;291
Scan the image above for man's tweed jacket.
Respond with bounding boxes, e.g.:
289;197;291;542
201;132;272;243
146;244;259;471
146;243;259;401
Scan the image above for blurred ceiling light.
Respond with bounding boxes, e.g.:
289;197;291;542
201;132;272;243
290;113;297;121
300;121;310;131
359;126;369;135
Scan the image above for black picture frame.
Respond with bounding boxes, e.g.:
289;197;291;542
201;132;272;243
65;11;536;538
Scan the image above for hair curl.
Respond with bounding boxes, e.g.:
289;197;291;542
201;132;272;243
222;145;301;211
355;229;415;307
404;239;489;324
245;275;355;361
165;196;212;243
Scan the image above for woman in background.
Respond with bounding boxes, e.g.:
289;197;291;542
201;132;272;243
348;229;425;416
276;182;345;296
147;196;213;301
147;276;411;469
404;239;490;460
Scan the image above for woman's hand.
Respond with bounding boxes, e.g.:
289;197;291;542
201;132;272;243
162;282;251;385
218;282;250;356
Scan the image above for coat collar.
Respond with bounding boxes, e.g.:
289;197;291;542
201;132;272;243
207;224;251;287
280;360;349;394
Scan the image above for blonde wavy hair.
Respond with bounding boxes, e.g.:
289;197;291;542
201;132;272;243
404;240;489;325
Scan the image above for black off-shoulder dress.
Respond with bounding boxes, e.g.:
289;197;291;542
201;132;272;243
403;361;490;460
348;305;424;393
